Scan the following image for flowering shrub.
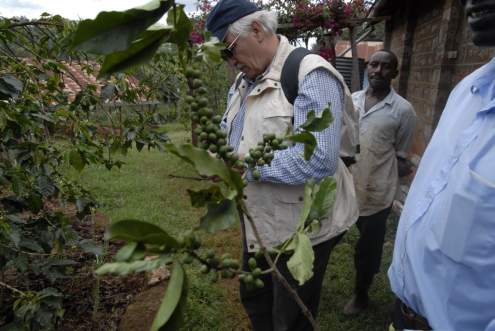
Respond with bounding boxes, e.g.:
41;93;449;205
318;47;336;61
189;0;215;44
283;0;368;33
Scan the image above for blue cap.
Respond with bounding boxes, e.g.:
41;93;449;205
206;0;259;41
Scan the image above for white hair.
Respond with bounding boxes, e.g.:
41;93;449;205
227;10;278;37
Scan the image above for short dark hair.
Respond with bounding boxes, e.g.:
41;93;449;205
372;49;399;70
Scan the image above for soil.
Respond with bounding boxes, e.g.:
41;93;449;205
1;211;250;331
0;211;147;331
119;283;167;331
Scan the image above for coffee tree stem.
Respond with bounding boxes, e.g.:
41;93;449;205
240;201;320;331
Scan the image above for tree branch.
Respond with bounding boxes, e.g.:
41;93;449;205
0;20;63;31
0;280;25;296
239;201;320;331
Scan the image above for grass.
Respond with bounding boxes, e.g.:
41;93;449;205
69;123;398;330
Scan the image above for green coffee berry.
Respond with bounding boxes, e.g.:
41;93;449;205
212;115;222;124
248;257;257;270
255;278;264;289
209;144;218;153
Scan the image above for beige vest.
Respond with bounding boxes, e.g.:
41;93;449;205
225;36;359;252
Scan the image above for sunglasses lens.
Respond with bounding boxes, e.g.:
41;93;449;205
221;48;233;61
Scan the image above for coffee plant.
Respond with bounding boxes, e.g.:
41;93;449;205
1;0;340;330
0;11;167;331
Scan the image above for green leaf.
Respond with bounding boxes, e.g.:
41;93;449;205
308;177;337;222
79;239;103;257
165;143;244;194
150;262;187;331
199;199;240;234
187;186;224;208
19;239;44;253
72;0;173;54
115;242;138;261
68;150;85;172
299;106;333;132
107;219;179;248
286;131;317;161
287;233;314;286
100;84;116;101
99;27;171;77
0;75;23;100
167;4;193;50
95;255;171;276
297;179;316;229
199;38;223;64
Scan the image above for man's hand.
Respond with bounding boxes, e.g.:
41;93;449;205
397;157;414;177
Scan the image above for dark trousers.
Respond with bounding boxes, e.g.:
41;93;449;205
353;206;392;295
391;298;432;330
240;234;344;331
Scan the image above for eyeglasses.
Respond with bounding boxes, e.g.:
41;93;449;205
220;33;241;61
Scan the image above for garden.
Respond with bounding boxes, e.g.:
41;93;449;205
0;1;396;330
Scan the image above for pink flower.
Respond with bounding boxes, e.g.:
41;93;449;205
190;30;204;45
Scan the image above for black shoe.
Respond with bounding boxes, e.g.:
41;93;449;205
343;294;369;316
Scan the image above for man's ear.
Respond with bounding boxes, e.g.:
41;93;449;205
251;21;265;42
391;68;399;79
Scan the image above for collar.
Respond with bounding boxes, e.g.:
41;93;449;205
359;88;397;118
366;88;396;105
470;57;495;114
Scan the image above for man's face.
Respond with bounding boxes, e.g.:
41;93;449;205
367;51;398;91
463;0;495;46
223;25;269;79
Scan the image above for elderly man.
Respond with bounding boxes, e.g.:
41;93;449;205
344;50;417;315
206;0;358;329
388;0;495;330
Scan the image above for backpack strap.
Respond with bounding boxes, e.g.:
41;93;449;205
281;47;312;105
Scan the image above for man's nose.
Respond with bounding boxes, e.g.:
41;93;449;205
227;56;237;67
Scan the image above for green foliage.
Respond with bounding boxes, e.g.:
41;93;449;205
287;131;318;161
95;255;172;276
99;27;172;77
166;4;193;51
31;0;340;329
165;144;244;194
72;0;173;54
106;219;180;248
199;199;239;234
0;11;169;329
308;177;337;222
299;105;334;132
150;263;187;331
0;75;23;100
7;288;64;331
287;105;333;161
287;233;314;286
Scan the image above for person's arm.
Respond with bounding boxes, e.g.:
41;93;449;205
251;68;343;185
395;106;417;177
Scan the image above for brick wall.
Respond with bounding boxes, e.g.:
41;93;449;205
384;0;494;157
451;16;495;85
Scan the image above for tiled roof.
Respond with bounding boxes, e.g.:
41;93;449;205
60;61;143;102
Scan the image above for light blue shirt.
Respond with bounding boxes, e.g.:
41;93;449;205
388;57;495;331
223;68;343;185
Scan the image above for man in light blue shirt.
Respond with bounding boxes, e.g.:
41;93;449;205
388;0;495;330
